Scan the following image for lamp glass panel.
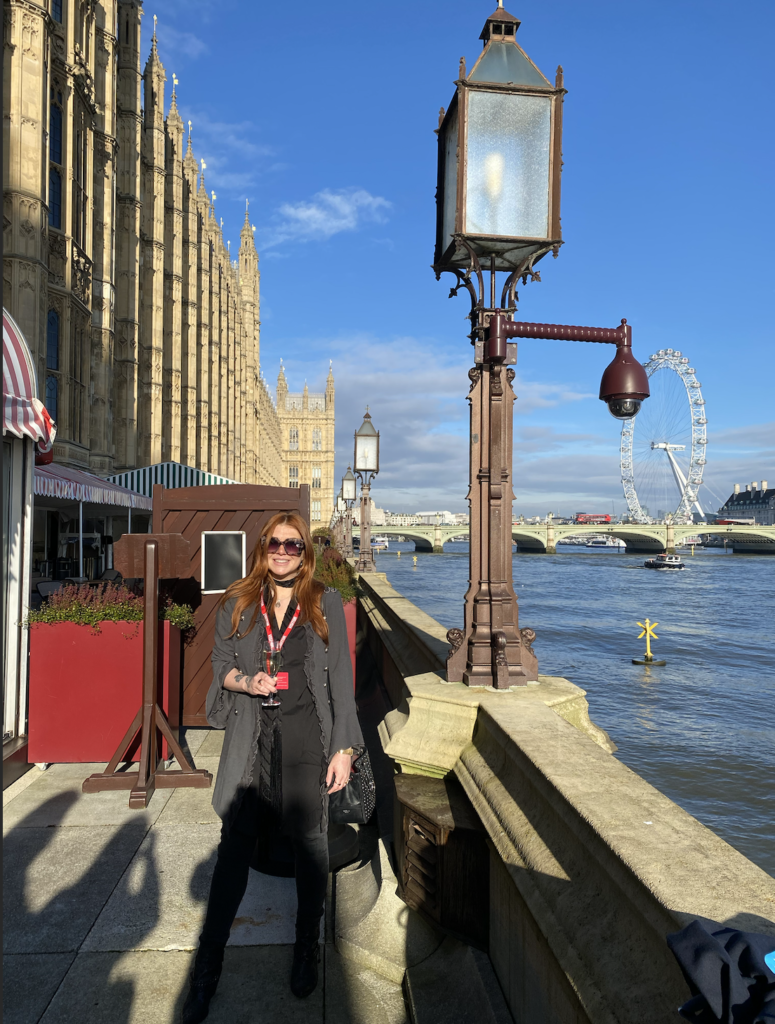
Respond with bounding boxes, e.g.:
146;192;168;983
441;104;458;252
465;91;551;239
343;476;357;501
355;435;378;472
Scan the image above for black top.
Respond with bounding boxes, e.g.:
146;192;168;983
235;596;325;837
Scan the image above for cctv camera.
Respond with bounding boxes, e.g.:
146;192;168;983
606;397;642;419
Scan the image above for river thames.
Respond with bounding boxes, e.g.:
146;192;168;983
372;541;774;877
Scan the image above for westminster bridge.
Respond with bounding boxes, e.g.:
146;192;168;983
353;522;775;554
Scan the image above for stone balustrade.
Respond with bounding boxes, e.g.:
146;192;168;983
356;572;775;1024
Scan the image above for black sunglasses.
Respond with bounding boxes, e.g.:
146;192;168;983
265;536;305;557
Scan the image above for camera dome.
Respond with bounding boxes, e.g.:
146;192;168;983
607;397;642;419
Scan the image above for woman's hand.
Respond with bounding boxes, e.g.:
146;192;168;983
326;752;352;794
223;668;276;697
245;671;277;698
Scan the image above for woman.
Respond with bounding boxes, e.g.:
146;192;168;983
182;512;363;1024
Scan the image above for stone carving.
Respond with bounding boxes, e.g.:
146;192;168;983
506;368;516;385
48;233;67;285
468;366;481;393
490;364;503;397
22;13;38;59
72;250;92;302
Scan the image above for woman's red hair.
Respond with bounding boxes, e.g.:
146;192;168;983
220;512;327;643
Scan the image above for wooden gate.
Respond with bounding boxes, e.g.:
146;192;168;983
152;482;310;726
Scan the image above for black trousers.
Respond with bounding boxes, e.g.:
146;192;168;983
199;824;329;949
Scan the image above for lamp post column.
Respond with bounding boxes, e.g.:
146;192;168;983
344;508;354;559
355;478;375;572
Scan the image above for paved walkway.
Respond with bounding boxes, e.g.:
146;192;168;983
3;729;408;1024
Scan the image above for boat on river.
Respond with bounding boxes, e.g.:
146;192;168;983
644;553;686;570
372;536;389;550
586;536;626;548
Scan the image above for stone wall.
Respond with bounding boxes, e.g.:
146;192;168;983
357;573;775;1024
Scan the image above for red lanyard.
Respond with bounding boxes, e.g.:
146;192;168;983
260;594;300;653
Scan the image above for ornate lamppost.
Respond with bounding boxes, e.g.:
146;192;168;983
342;466;357;559
436;5;650;688
353;410;379;573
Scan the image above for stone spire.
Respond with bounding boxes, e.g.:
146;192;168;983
276;360;288;407
325;360;335;411
183;121;198;175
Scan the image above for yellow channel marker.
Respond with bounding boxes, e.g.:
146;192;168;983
632;617;666;666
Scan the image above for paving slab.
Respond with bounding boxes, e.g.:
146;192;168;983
3;953;76;1024
325;944;409;1024
82;822;303;951
37;948;324;1024
3;822;147;954
154;758;221;826
179;727;211;758
195;729;224;757
82;822;220;952
2;763;173;832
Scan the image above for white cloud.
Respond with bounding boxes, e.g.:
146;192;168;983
155;24;208;61
262;188;391;248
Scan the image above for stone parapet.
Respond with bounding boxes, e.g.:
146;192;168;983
357;573;775;1024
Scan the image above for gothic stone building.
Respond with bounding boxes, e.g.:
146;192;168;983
3;0;334;523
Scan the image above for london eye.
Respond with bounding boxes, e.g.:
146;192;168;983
620;349;707;524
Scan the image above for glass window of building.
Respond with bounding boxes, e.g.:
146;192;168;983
312;501;321;522
70;324;85;445
46;310;59;369
45;376;58;423
289;465;299;487
312;466;321;489
52;0;63;22
48;169;61;228
289;427;299;450
312;428;322;451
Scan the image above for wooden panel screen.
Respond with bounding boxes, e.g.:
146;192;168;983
152;483;311;726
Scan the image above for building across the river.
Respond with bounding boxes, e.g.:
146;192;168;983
716;481;774;526
3;1;335;522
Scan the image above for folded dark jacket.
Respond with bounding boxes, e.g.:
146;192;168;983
667;920;775;1023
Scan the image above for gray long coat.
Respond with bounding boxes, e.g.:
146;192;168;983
206;587;363;832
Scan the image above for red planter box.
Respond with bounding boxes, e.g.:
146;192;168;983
343;598;357;691
28;620;180;763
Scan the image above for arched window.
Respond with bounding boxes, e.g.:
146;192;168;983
46;310;59;369
289;465;299;488
45;375;58;422
312;428;322;451
289;427;299;450
50;104;62;164
49;168;61;228
312;466;321;489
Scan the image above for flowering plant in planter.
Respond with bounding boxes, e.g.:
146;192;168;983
26;582;192;763
314;547;360;604
26;582;196;639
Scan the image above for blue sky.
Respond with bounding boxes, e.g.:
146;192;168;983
150;0;774;516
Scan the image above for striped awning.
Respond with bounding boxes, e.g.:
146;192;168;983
3;309;56;450
106;460;239;497
34;464;153;509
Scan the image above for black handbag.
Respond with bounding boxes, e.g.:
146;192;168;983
328;751;376;825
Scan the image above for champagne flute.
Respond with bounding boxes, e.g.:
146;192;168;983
261;644;282;708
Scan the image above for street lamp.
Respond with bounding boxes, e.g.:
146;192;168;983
353;410;379;573
342;466;357;559
436;6;650;689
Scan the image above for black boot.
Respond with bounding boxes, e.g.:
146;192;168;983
181;942;224;1024
290;918;321;998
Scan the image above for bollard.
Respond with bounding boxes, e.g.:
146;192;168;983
397;550;401;558
632;617;666;666
413;555;417;566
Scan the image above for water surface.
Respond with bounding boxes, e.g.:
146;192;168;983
374;542;774;876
